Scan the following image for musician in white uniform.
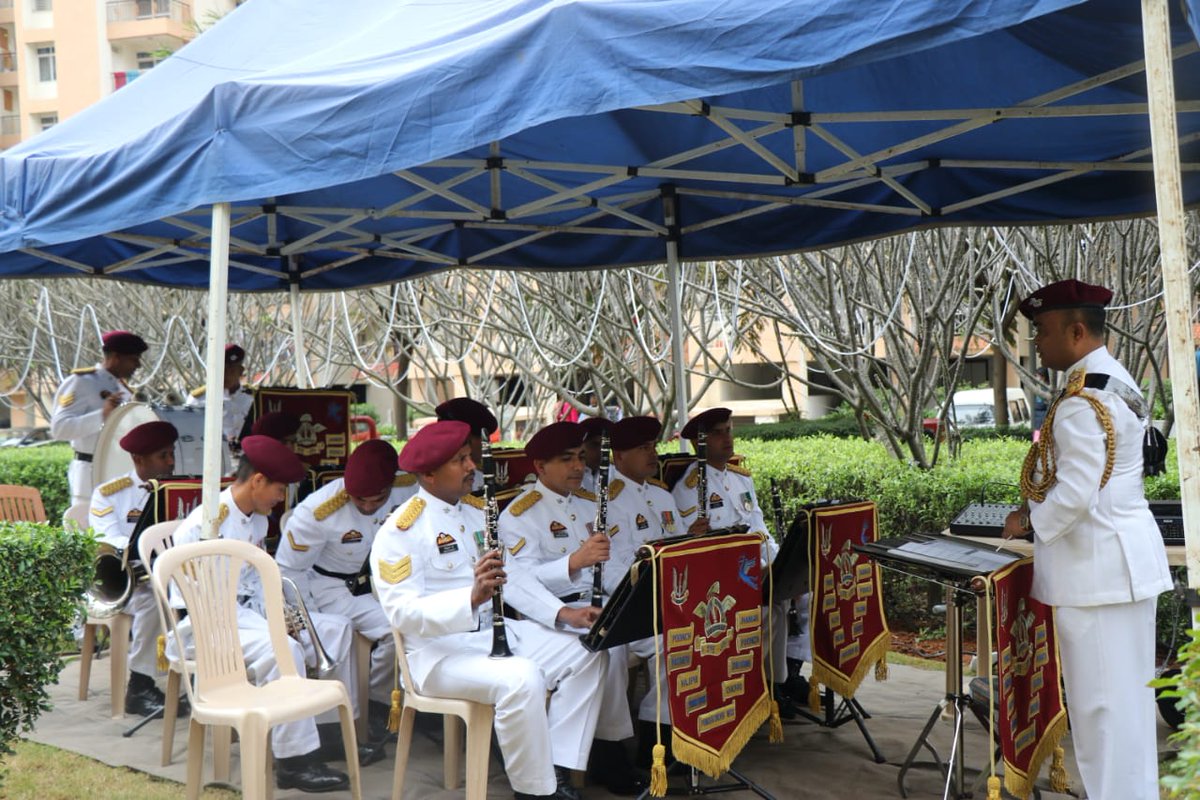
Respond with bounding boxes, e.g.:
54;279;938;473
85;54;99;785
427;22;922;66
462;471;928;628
172;435;380;793
89;420;184;718
672;408;791;715
579;417;612;496
372;420;605;800
278;439;416;742
1003;280;1172;800
51;330;146;505
435;397;497;493
497;421;645;796
186;343;254;450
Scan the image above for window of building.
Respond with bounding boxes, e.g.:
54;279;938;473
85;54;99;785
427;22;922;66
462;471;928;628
136;51;165;70
37;112;56;131
32;0;51;11
35;44;54;82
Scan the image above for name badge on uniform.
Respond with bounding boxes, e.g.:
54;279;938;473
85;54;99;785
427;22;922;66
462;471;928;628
550;520;569;538
661;510;676;533
635;513;649;531
341;530;363;544
436;532;458;555
739;491;753;512
126;508;141;525
709;492;724;509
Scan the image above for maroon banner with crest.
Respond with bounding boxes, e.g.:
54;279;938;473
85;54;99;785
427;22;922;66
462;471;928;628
808;501;890;701
989;558;1068;800
254;388;353;469
651;532;770;779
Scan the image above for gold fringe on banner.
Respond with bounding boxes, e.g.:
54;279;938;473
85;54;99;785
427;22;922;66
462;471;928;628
1003;715;1068;800
768;700;784;743
387;688;402;734
874;656;888;681
808;680;821;713
1049;745;1070;793
671;693;770;780
156;635;169;673
812;631;890;701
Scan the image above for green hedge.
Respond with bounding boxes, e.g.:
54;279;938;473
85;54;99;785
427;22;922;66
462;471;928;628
735;408;866;441
0;522;95;761
0;445;70;523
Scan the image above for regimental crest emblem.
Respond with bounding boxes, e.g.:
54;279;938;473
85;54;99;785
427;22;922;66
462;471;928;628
341;530;363;544
692;581;737;656
708;492;724;509
435;532;458;554
549;520;568;538
635;513;649;530
1008;598;1036;677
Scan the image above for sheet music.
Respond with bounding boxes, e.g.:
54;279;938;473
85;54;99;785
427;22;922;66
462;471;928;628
894;538;1020;573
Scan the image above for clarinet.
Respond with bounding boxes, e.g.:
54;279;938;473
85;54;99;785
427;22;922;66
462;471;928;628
770;478;785;540
591;430;611;608
481;431;513;658
697;428;709;521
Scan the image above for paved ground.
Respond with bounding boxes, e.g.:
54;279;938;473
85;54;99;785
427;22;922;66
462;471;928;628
29;655;1175;799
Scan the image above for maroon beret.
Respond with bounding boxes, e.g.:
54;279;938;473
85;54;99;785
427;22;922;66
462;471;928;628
225;343;246;365
1019;279;1113;320
250;412;300;441
436;397;498;436
525;421;587;460
398;420;471;473
579;417;613;439
119;421;178;455
681;408;732;441
610;416;662;451
344;439;398;497
240;435;306;484
101;330;148;355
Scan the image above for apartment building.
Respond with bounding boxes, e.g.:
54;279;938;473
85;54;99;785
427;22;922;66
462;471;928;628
0;0;237;148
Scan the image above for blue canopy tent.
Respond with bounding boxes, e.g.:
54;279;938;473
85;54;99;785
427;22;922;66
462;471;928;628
0;0;1196;564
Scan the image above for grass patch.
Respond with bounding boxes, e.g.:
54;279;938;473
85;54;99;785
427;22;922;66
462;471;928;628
2;739;239;800
885;651;946;672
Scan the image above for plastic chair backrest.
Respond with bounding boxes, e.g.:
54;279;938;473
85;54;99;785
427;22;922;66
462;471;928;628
0;484;47;522
150;539;299;703
137;519;182;567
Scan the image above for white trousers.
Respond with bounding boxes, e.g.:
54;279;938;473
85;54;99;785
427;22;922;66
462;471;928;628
127;583;162;678
68;458;94;506
310;579;395;704
1056;598;1159;800
596;642;634;741
418;620;605;796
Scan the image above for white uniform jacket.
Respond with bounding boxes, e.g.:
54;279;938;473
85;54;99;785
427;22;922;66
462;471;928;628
497;481;600;625
51;365;130;455
673;461;778;563
604;468;681;585
89;470;152;548
186;385;254;443
371;487;493;685
277;475;416;601
1027;347;1172;607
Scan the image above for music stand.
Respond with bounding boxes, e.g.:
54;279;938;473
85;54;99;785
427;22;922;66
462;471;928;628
854;533;1022;800
582;527;773;799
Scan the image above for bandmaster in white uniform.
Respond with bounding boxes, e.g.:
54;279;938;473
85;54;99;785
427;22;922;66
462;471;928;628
1004;279;1172;800
51;329;146;505
435;396;498;493
372;420;605;800
186;343;254;449
277;438;417;742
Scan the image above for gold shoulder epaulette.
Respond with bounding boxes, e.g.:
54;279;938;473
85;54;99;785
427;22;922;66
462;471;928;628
217;503;229;526
395;497;425;530
1065;367;1086;394
508;490;542;516
99;476;133;496
608;479;625;501
685;468;699;489
573;488;597;502
647;478;668;490
727;463;752;477
461;493;485;510
70;366;96;375
314;489;350;521
394;473;417;488
190;386;206;398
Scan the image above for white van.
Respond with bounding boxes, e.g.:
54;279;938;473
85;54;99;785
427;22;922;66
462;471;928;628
950;388;1031;428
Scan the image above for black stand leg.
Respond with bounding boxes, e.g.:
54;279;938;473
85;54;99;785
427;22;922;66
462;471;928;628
634;761;777;798
792;688;885;763
121;706;163;738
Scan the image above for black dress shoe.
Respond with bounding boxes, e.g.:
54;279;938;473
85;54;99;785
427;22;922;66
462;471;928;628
124;683;166;718
275;758;349;793
553;766;582;800
588;739;648;796
773;683;798;720
366;701;397;745
356;739;387;767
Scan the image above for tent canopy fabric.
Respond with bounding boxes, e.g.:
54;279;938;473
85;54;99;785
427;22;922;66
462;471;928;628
0;0;1199;291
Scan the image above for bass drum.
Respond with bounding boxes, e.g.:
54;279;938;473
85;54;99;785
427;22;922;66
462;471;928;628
92;404;231;485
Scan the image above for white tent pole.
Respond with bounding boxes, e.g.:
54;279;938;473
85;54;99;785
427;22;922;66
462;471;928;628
664;188;689;452
200;202;231;540
1141;0;1200;598
289;267;310;389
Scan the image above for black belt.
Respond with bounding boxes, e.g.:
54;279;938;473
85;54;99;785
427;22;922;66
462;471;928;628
558;592;589;603
74;451;93;462
313;564;359;582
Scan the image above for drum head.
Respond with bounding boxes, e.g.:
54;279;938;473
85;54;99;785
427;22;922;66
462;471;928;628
92;403;160;486
154;405;230;477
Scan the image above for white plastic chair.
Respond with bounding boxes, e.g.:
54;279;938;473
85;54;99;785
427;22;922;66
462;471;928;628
67;500;133;718
150;538;362;800
388;627;494;800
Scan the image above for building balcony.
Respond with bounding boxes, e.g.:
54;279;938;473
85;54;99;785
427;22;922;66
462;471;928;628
0;114;19;149
106;0;192;42
0;53;16;88
0;1;12;25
